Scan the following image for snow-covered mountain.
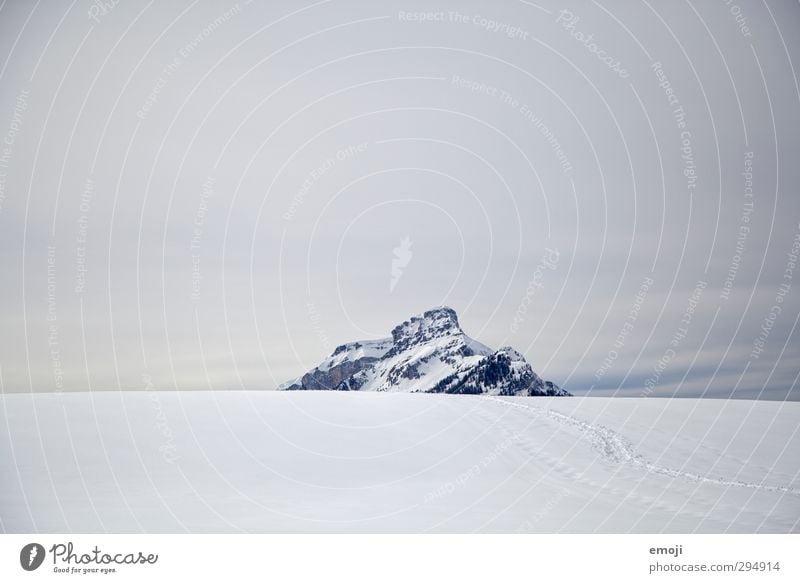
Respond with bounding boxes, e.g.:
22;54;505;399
282;306;569;396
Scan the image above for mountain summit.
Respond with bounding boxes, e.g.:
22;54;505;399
281;306;570;396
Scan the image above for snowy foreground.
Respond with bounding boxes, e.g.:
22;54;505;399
1;391;798;533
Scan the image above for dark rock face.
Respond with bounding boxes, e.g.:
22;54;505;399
282;306;570;397
295;357;379;391
387;306;461;356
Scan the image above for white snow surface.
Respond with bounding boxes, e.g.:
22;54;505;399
317;338;393;372
358;335;485;393
1;391;798;533
463;335;493;357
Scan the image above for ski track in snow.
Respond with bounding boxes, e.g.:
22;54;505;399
482;396;800;496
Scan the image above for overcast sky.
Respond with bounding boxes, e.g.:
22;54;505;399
0;0;798;399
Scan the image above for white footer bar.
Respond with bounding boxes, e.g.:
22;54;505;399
1;534;796;582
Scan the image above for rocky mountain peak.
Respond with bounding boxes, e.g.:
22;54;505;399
390;306;460;343
282;306;569;397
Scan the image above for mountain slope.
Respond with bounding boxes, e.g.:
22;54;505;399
283;306;569;396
